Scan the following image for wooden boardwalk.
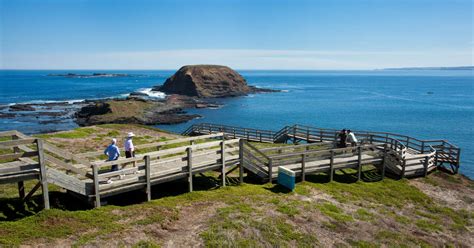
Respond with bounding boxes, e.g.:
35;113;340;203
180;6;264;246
0;131;239;208
184;123;459;180
0;122;461;209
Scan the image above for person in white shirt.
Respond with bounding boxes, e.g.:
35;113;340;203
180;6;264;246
347;130;358;147
125;132;135;157
124;132;136;168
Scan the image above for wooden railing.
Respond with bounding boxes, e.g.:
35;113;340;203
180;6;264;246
240;140;271;181
184;123;461;174
0;131;49;209
90;136;240;207
183;123;275;143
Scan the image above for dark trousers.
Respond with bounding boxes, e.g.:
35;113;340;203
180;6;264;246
125;151;135;158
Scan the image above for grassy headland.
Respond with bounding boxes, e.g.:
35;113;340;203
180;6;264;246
0;124;473;247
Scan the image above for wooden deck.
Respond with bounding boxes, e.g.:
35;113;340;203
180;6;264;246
0;123;461;209
0;131;239;208
185;123;459;180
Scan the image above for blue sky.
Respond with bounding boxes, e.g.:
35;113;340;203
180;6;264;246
1;0;472;69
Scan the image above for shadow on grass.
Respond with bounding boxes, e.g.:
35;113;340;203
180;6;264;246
0;173;232;221
0;191;90;221
0;166;403;221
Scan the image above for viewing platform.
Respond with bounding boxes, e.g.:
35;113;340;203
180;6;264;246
0;123;461;209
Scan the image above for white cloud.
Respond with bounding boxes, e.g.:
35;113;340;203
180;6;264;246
1;49;472;70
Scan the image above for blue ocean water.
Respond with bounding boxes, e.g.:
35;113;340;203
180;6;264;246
0;69;473;177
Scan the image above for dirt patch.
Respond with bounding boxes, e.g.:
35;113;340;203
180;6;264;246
410;174;474;211
160;202;224;247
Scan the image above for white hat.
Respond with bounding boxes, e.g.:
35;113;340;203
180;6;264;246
127;132;135;138
111;138;117;144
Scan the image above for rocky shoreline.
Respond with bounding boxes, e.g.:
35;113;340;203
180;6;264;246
1;65;279;129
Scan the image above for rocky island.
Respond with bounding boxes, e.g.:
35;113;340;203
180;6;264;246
74;65;278;126
153;65;277;98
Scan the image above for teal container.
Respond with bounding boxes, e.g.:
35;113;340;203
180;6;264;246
277;166;295;191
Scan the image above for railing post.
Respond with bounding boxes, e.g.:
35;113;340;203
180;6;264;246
421;141;425;153
301;154;306;182
329;150;334;182
12;134;25;198
239;139;244;184
455;149;461;174
406;137;410;148
220;141;226;187
306;130;310;142
145;155;151;201
381;144;387;180
35;139;50;210
423;155;429;177
92;164;100;208
320;130;323;142
357;146;362;181
259;132;262;142
293;126;297;144
268;158;273;183
187;147;193;192
401;159;406;179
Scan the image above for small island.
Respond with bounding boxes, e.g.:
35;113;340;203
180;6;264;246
47;73;132;78
74;65;278;126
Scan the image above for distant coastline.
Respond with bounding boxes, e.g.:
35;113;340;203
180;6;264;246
381;66;474;71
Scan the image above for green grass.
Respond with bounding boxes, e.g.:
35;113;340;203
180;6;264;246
35;127;96;139
355;208;375;222
316;202;354;223
201;201;318;247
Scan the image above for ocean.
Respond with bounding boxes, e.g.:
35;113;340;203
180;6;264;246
0;69;473;178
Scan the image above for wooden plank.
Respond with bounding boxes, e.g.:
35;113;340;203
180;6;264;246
23;181;41;202
0;172;38;184
0;163;39;174
329;150;334;181
301;154;306;182
44;154;90;178
187;147;193;192
0;151;38;160
221;141;226;187
145;155;151;201
268;159;273;183
18;181;25;198
43;143;91;166
93;156;144;169
46;167;88;195
37;139;50;209
92;165;100;208
0;138;37;149
357;146;362;181
0;130;18;137
239;139;244;183
78;133;225;158
98;167;139;179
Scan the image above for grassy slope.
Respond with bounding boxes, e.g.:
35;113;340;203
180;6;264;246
0;125;473;247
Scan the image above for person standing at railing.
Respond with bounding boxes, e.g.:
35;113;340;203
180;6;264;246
124;132;136;169
104;138;120;172
338;129;347;148
347;130;358;147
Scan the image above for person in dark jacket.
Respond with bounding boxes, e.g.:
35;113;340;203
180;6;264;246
338;129;347;148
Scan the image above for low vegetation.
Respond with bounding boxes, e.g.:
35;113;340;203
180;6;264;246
0;124;473;247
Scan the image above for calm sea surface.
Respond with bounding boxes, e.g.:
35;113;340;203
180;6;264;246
0;70;473;177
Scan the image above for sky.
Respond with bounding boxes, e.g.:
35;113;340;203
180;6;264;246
0;0;472;70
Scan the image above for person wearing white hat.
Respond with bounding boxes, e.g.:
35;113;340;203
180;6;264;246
124;132;136;162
